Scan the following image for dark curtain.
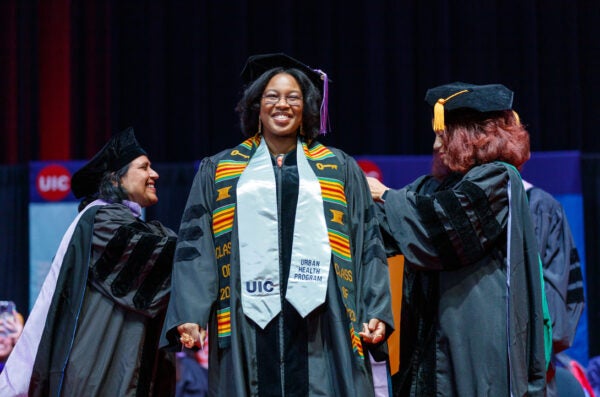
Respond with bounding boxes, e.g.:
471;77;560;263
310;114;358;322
0;0;38;164
0;166;29;317
2;0;600;164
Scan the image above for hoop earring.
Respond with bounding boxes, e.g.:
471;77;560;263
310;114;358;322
258;117;262;134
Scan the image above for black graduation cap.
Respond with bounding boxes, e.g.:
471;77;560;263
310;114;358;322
424;82;514;132
240;53;327;94
71;127;147;198
240;53;331;134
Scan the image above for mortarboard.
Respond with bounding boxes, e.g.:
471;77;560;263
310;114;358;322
424;82;514;132
241;53;326;94
240;53;330;134
71;127;147;198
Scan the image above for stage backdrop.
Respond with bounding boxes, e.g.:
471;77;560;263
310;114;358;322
29;161;84;309
356;151;589;367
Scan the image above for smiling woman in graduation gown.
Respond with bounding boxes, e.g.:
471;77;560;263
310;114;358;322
161;54;394;397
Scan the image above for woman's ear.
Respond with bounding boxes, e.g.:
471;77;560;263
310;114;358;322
111;172;120;187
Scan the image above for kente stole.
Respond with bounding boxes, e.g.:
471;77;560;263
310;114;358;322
211;135;364;361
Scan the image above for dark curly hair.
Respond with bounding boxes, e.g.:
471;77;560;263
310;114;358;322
235;67;322;140
77;163;130;212
437;109;530;174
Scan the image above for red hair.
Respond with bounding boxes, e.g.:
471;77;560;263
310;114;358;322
439;109;530;174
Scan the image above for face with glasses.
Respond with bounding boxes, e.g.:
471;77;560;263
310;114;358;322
259;73;304;146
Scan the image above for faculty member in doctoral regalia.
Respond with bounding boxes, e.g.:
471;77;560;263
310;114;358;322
0;127;177;397
523;179;585;396
161;53;394;397
367;82;551;396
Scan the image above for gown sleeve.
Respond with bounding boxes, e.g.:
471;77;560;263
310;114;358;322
88;203;177;318
528;188;585;353
380;162;510;271
161;158;220;349
341;152;394;335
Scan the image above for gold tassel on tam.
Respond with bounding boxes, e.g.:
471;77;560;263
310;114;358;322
433;100;446;133
512;110;521;126
432;89;470;132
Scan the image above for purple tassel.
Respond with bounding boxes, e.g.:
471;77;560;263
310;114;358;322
314;69;329;135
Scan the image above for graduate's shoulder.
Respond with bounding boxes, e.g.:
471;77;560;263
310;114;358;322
315;144;357;167
199;147;236;167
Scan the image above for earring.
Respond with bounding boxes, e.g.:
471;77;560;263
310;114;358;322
258;117;262;134
299;125;304;136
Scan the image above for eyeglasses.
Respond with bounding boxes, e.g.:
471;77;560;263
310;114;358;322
262;93;303;106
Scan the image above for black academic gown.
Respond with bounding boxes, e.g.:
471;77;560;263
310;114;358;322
527;185;585;396
29;203;177;397
527;186;584;353
376;162;547;397
162;143;394;397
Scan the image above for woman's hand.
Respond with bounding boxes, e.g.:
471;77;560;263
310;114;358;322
359;318;386;345
177;323;207;349
0;311;23;340
366;177;389;202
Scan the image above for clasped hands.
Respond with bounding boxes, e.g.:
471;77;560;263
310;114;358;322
359;318;386;345
177;323;207;349
177;318;386;347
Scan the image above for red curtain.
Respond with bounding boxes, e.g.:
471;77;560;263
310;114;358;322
39;0;71;160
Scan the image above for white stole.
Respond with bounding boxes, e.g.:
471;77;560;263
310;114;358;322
237;138;331;329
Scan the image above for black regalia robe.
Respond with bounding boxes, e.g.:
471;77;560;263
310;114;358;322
1;202;177;397
526;186;584;353
526;184;585;396
162;142;394;397
375;162;548;397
